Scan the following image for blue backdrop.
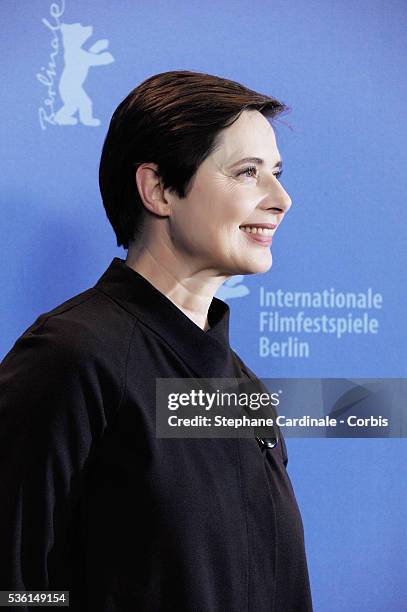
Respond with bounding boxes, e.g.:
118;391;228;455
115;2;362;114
1;1;406;609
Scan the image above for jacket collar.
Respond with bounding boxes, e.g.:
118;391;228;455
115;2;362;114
93;257;239;379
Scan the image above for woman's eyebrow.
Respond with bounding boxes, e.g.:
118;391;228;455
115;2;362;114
228;157;283;169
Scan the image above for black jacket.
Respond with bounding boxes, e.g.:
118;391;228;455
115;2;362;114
0;257;313;611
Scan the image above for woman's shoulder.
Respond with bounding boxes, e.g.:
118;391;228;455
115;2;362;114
0;286;140;437
3;287;137;367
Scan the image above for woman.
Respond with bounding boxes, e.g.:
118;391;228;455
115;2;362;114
0;70;313;611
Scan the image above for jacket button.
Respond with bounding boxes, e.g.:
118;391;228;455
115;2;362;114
256;436;278;450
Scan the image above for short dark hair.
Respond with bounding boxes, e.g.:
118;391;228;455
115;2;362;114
99;70;290;249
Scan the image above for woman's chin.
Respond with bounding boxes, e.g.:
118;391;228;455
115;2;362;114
238;252;273;275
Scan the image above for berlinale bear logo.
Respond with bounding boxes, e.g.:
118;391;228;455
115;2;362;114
37;1;114;129
55;23;114;126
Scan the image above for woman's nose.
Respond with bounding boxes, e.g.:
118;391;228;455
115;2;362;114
281;189;292;213
275;179;292;212
264;182;292;216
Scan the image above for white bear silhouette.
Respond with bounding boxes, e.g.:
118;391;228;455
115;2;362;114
54;23;114;126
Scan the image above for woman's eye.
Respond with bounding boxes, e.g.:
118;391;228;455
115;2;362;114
237;165;258;178
237;166;283;181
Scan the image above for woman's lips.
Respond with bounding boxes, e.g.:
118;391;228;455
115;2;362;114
240;227;273;247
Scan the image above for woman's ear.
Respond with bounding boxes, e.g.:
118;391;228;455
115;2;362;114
135;162;171;217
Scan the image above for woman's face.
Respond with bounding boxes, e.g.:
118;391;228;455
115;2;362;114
167;109;292;276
